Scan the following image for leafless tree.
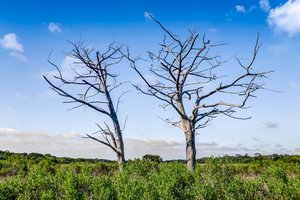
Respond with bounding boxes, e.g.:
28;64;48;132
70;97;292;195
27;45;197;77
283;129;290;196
43;41;127;171
125;13;271;171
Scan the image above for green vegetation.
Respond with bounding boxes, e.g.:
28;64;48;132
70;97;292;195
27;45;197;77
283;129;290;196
0;151;299;199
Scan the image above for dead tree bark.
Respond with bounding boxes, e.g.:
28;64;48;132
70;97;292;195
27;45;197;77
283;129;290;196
125;12;271;171
43;41;127;171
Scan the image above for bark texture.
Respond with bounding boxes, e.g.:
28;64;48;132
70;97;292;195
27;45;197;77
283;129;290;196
182;119;196;171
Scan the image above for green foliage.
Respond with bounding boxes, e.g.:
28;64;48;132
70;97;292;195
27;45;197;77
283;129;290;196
0;151;299;199
142;154;163;163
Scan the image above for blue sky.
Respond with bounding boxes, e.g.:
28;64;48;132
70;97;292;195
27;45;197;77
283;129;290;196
0;0;300;159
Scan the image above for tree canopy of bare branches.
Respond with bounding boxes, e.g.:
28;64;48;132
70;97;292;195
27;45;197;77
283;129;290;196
43;41;127;171
126;12;271;171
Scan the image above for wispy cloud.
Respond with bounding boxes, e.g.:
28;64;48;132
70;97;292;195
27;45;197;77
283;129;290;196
251;137;260;141
0;33;26;61
48;22;62;33
253;144;271;148
0;127;282;159
249;5;257;12
44;55;83;81
295;148;300;153
289;81;300;89
144;11;153;20
275;143;282;148
235;5;246;13
14;91;30;101
9;51;27;61
259;0;271;12
264;121;279;128
268;0;300;36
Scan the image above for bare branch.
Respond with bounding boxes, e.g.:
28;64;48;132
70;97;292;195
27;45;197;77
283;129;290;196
44;41;127;170
84;133;119;154
43;75;111;116
146;11;182;46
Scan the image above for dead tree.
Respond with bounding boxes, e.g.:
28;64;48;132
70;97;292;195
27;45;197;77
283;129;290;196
43;42;127;171
126;13;270;171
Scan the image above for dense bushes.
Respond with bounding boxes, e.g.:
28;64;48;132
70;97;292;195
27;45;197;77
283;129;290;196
0;151;299;199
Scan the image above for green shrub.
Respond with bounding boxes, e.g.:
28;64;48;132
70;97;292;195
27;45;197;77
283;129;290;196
142;154;163;163
0;152;300;199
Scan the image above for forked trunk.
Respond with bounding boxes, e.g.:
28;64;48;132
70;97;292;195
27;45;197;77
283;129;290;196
182;119;196;171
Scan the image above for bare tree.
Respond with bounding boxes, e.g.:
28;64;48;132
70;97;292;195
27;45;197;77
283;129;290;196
43;41;127;171
125;13;271;171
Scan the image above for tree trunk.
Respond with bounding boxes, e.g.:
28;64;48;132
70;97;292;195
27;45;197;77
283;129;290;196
110;109;125;172
182;119;196;171
115;133;125;171
177;98;196;171
105;88;126;171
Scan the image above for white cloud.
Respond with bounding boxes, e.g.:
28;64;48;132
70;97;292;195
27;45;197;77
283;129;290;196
251;137;260;141
264;121;279;128
0;33;24;52
289;80;300;89
275;143;282;148
14;91;30;100
144;11;153;20
44;55;83;81
235;5;246;13
48;22;62;33
60;55;77;71
268;0;300;36
260;0;271;12
9;51;27;61
249;5;257;12
0;33;26;61
0;127;282;159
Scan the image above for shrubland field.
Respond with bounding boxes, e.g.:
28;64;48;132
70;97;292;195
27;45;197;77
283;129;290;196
0;151;299;199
